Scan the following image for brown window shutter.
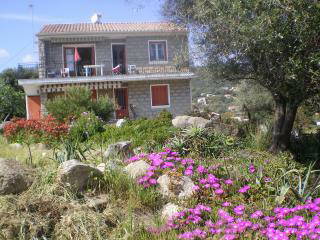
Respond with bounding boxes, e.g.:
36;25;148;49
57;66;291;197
151;85;169;106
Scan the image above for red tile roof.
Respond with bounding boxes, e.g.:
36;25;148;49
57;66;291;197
38;22;187;35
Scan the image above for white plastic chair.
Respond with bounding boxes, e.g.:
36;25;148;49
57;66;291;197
61;68;70;77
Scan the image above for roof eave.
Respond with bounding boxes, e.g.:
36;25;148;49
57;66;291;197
37;30;188;39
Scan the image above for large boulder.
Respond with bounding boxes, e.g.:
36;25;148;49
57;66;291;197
0;158;34;195
157;174;195;199
104;141;133;160
172;115;211;129
57;160;103;191
124;160;151;179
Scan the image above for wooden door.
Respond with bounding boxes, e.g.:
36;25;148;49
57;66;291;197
115;88;129;119
27;96;41;120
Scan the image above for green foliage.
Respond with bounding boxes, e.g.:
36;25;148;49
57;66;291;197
69;112;105;142
235;80;274;123
101;116;175;151
167;127;239;158
0;83;26;121
52;138;92;163
90;96;115;121
276;162;320;203
163;0;320;151
0;67;38;121
45;87;114;122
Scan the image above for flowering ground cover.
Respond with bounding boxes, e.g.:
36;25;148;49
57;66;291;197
127;148;320;240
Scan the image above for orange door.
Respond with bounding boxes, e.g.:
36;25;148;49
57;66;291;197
115;88;129;119
27;96;41;120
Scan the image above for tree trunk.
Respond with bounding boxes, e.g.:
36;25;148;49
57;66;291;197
269;99;298;153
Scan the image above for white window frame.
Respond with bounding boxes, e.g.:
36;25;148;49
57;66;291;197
148;40;168;64
150;84;170;109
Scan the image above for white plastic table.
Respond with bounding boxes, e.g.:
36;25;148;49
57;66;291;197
83;64;104;76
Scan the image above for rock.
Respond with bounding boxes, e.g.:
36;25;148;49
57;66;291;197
96;161;121;172
116;119;126;128
157;174;195;199
9;143;23;149
0;158;34;195
161;203;181;220
172;115;211;129
124;160;151;179
104;141;133;160
57;159;103;191
85;194;108;210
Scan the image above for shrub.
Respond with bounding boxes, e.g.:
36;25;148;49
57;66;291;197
3;116;69;165
101;117;176;151
45;87;114;122
90;96;114;122
69;112;105;142
167;127;240;158
3;115;68;144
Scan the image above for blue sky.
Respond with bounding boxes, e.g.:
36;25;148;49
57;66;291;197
0;0;163;71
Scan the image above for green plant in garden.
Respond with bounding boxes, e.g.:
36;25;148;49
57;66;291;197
101;115;175;151
45;87;114;122
276;162;320;203
69;112;105;142
167;127;238;158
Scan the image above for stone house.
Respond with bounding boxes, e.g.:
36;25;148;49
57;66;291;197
18;15;195;120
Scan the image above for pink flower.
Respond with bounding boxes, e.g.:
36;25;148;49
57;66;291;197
222;202;231;207
249;164;256;173
197;165;207;174
224;179;233;185
215;189;224;195
239;185;251;193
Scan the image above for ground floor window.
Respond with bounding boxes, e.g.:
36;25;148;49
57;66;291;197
150;84;170;107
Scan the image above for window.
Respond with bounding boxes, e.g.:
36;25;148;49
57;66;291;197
151;84;170;107
149;41;167;62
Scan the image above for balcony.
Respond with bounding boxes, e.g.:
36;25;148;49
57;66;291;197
41;60;191;79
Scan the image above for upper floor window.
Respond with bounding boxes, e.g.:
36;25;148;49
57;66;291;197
149;41;167;62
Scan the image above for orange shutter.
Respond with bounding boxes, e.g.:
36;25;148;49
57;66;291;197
151;85;169;106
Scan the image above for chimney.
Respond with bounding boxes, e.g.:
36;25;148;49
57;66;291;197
91;13;102;24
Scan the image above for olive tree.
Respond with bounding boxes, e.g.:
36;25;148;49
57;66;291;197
162;0;320;152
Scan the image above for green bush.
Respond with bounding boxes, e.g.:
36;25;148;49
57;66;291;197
45;87;114;122
101;117;176;151
167;127;241;158
69;112;105;142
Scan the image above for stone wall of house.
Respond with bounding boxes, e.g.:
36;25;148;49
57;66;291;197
128;79;191;118
38;34;188;78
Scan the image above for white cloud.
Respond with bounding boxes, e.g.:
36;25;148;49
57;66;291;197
0;49;9;58
22;54;37;63
0;13;68;23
